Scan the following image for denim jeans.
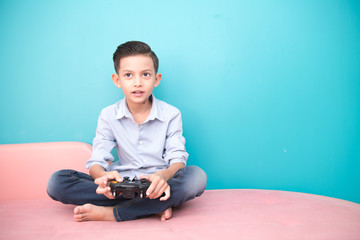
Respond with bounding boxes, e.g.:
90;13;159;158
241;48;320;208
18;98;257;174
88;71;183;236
47;166;207;221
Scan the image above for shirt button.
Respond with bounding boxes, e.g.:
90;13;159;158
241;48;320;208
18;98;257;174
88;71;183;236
139;140;143;145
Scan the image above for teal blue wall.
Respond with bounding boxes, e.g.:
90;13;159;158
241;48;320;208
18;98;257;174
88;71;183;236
1;0;359;203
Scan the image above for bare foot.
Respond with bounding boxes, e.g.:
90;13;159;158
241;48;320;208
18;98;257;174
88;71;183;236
159;207;172;222
73;204;115;222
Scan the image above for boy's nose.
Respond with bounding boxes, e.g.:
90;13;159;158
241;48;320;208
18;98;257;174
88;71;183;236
134;78;142;86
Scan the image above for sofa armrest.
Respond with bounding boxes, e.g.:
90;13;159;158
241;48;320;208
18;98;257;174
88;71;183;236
0;142;91;200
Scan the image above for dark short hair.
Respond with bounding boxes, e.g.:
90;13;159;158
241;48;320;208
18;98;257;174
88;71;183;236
113;41;159;74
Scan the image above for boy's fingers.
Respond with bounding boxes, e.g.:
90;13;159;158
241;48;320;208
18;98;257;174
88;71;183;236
147;178;169;199
160;187;171;201
143;174;169;199
105;191;115;199
153;185;166;199
96;185;107;194
146;177;158;197
159;183;170;199
154;182;167;198
95;172;122;186
96;186;115;199
94;176;107;186
111;171;122;182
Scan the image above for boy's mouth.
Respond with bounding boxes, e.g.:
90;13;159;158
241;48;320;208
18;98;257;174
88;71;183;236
132;90;145;96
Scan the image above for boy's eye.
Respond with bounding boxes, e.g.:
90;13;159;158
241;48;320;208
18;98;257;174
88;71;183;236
125;73;132;78
143;73;150;77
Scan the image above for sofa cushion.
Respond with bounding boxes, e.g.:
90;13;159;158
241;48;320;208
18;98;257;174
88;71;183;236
0;142;91;200
0;189;359;240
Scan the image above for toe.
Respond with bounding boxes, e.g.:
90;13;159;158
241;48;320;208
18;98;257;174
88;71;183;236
74;213;85;222
74;206;82;214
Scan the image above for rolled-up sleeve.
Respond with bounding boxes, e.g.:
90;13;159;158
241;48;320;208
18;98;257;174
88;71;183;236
163;111;189;166
85;109;117;170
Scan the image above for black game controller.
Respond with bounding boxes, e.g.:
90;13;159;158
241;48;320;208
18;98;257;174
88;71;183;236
109;177;150;199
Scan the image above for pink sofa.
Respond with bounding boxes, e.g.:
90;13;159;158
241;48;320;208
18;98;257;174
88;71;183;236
0;142;359;240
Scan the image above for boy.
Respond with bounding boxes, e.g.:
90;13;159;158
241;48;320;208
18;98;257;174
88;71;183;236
47;41;207;222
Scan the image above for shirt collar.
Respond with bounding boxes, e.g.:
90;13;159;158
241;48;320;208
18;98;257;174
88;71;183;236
116;95;164;122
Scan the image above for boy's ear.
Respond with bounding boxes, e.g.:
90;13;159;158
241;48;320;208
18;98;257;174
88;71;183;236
112;73;121;88
154;73;162;88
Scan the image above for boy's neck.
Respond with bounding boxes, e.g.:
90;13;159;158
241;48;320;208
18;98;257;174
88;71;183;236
126;96;153;124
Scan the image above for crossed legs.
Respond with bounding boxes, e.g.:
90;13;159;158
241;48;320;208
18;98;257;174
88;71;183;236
47;166;207;222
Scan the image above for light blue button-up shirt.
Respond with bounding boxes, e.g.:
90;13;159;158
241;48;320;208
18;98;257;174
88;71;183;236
86;95;188;179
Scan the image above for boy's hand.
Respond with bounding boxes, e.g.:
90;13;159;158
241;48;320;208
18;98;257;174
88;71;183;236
94;171;122;199
140;172;170;201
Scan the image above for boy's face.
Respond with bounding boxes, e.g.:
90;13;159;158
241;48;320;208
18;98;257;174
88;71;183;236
112;54;161;107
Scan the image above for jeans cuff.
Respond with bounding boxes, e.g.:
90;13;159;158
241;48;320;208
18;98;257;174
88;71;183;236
113;207;121;222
